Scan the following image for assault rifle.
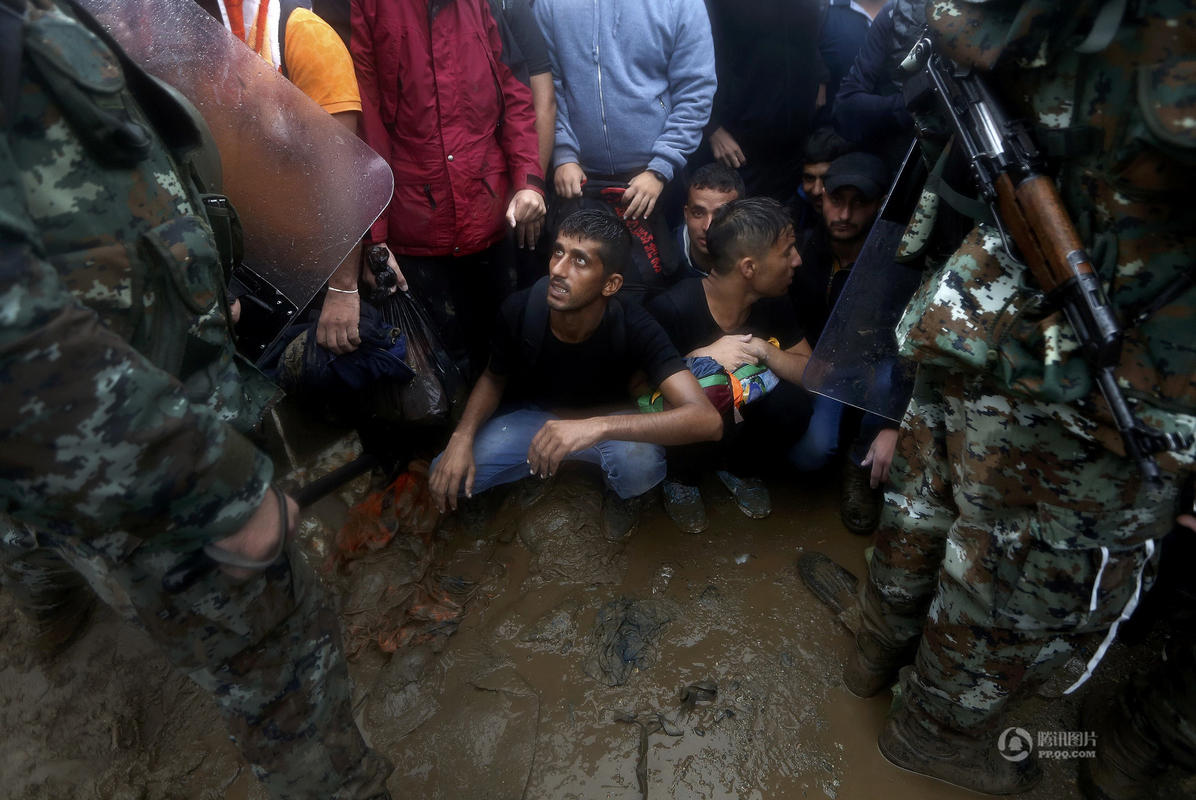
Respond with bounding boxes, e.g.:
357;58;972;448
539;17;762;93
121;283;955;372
901;36;1191;483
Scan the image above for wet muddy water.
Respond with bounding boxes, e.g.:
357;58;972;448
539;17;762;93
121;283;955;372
352;471;1089;800
0;465;1131;799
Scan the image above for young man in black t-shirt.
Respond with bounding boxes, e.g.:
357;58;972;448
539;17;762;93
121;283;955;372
429;210;722;539
648;197;813;532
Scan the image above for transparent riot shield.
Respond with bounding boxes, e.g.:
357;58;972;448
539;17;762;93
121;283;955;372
78;0;393;313
801;141;926;422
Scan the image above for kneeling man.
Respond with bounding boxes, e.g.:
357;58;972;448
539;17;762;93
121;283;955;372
429;210;722;538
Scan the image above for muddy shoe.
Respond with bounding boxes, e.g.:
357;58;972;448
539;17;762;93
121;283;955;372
602;490;644;542
714;470;770;519
840;460;881;535
878;701;1042;795
662;480;707;533
796;552;861;634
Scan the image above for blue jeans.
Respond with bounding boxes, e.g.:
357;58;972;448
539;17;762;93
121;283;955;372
433;409;666;499
788;393;843;471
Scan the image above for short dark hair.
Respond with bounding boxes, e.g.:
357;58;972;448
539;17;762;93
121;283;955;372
803;126;854;165
557;208;632;276
687;162;746;197
706;197;793;276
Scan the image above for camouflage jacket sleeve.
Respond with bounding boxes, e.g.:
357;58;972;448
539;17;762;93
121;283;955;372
0;151;273;551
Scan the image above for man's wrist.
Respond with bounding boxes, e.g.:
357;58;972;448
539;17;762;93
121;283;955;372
647;169;666;184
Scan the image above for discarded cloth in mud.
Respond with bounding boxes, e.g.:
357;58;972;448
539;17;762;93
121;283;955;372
333;464;440;563
584;597;680;686
333;465;468;657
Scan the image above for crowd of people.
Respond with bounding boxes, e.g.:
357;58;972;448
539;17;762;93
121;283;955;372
1;1;1193;799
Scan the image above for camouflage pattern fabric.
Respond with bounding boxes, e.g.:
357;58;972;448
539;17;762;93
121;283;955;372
853;0;1196;739
0;2;390;796
861;366;1185;733
897;0;1196;472
0;522;393;799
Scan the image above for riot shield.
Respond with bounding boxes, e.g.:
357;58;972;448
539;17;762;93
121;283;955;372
78;0;393;314
801;141;925;422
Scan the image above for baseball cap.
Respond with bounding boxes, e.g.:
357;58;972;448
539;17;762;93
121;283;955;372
823;152;891;202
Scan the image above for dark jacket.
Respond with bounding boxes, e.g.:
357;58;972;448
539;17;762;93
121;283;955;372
832;1;920;162
351;0;544;256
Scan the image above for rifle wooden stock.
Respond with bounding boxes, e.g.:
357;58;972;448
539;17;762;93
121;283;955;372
994;173;1093;294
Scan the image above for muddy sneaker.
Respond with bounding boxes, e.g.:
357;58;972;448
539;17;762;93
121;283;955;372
840;460;881;535
662;480;707;533
602;490;644;542
714;470;770;519
796;552;862;635
878;699;1042;795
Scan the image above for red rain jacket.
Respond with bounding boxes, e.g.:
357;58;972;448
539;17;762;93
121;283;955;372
351;0;544;256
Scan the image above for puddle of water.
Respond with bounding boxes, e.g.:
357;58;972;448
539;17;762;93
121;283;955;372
369;476;1085;800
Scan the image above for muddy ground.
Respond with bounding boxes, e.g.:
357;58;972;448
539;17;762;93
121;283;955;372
1;449;1189;800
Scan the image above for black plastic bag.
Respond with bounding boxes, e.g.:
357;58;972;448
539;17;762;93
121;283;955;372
377;290;465;424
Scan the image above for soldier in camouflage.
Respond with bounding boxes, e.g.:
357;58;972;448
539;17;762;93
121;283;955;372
809;0;1196;794
0;1;391;797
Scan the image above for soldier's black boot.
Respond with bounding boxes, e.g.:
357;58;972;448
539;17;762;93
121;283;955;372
879;692;1042;795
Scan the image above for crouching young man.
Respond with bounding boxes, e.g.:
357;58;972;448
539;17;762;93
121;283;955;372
429;210;723;539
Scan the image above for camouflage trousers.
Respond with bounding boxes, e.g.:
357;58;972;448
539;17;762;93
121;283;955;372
859;366;1187;734
0;522;393;800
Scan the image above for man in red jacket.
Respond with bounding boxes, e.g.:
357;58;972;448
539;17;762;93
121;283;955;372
351;0;546;381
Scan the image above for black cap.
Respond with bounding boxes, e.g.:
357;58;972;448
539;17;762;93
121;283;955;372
823;152;890;202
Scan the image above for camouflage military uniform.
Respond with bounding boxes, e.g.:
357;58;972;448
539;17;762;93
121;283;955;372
858;0;1196;739
0;1;390;797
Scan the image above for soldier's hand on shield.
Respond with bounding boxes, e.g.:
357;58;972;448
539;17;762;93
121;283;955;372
429;432;477;512
694;333;759;372
861;427;899;489
506;188;547;250
554;162;587;198
208;490;299;581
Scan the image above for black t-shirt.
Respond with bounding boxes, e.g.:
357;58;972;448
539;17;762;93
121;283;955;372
489;0;552;85
489;287;685;409
647;277;805;357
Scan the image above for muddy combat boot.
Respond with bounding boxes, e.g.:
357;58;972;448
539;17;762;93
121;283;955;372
796;552;860;632
662;479;707;533
1078;688;1166;800
843;630;910;698
840;460;881;535
879;697;1042;795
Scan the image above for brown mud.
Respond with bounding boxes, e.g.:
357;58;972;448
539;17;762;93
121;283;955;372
0;461;1185;800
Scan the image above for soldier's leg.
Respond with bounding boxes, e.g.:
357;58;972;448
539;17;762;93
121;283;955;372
849;366;959;693
43;529;392;800
894;375;1184;744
